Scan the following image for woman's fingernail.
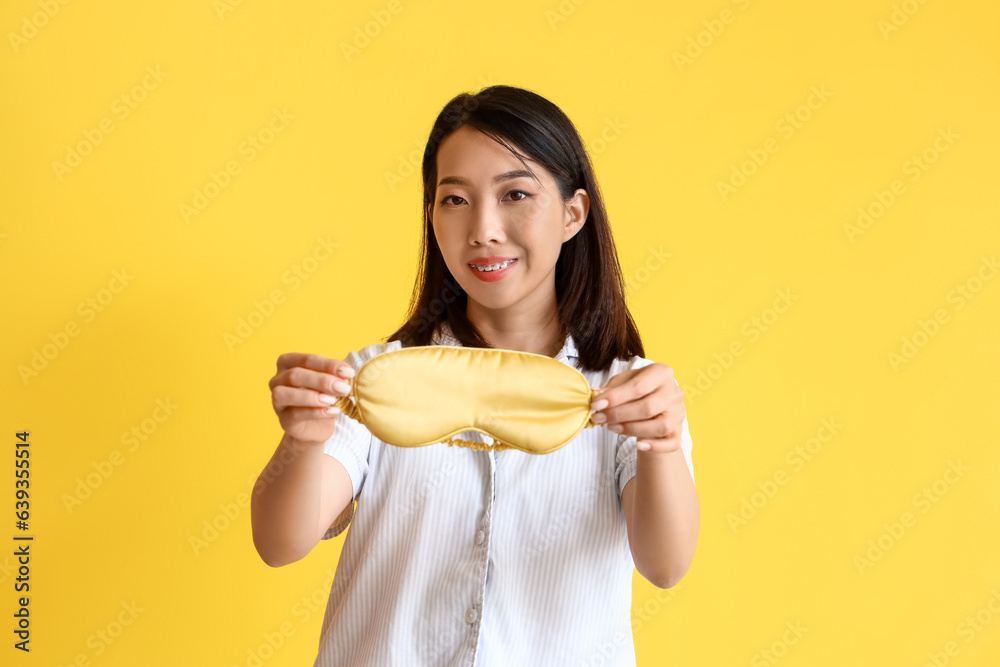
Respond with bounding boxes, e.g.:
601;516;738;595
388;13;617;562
592;399;609;411
333;380;351;394
318;394;338;405
592;412;607;423
339;366;355;378
637;441;651;451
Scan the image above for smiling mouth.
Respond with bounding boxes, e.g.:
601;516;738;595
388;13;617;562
469;259;517;272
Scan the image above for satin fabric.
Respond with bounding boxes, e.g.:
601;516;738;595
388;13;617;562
333;345;602;455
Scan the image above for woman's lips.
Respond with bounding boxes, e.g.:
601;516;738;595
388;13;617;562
468;258;517;282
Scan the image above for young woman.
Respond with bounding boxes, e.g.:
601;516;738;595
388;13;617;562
252;85;699;666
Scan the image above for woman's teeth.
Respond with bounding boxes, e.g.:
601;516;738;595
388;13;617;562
471;259;515;272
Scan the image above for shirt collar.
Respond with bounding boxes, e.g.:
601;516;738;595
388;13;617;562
431;321;579;363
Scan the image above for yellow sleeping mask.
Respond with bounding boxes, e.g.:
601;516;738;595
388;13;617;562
333;345;604;455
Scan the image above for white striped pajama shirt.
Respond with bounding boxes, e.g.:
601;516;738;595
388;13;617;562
313;322;695;666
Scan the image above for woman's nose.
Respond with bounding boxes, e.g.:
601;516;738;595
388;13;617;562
468;203;505;243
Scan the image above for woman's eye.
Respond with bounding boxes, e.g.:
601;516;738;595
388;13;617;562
441;191;531;205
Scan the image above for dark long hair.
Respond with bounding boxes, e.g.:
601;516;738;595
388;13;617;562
384;84;644;373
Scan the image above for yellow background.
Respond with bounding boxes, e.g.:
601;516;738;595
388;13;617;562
3;0;999;664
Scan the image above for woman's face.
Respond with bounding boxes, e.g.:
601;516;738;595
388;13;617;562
430;125;589;314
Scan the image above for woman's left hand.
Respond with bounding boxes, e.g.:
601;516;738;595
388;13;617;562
590;363;686;453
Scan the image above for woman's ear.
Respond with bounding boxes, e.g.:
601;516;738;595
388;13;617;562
563;189;590;240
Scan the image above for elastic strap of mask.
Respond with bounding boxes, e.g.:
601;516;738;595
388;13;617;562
444;437;518;451
334;392;360;422
442;421;602;451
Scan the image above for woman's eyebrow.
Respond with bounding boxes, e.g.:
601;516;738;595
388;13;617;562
438;169;535;187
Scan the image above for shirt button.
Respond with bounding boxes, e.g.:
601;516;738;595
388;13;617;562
475;530;485;545
465;607;478;624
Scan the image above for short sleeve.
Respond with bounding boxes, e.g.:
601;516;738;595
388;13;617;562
321;413;373;540
320;341;399;540
614;358;696;498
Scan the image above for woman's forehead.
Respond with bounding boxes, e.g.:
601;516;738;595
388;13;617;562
436;127;543;183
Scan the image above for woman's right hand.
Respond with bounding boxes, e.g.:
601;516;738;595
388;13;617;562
269;353;355;445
